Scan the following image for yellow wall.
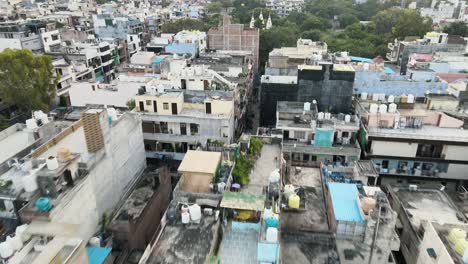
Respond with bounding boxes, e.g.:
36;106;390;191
135;94;184;115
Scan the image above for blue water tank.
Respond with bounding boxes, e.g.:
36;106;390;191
265;217;279;231
36;197;52;212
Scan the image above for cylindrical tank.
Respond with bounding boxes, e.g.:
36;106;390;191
463;248;468;264
303;102;311;111
167;207;177;225
407;94;415;103
379;104;387;114
345;115;351;123
400;95;408;103
324;112;331;120
268;183;279;200
15;225;30;242
40;116;49;125
189;204;201;222
181;204;189;213
264;207;272;219
388;103;397;113
360;92;368;100
455;239;468;256
449;228;467;244
26;119;38;130
181;212;190;224
288;194;300;209
35;197;52;212
372;93;379;101
22;174;38;192
7;236;22;251
284;184;295;199
46;156;59;170
369;104;378;113
89;237;101;247
266;227;278;243
361;197;377;214
388;95;395;103
0;241;13;259
378;93;386;101
318;112;324;120
269;169;280;183
57;147;71;163
265;216;279;231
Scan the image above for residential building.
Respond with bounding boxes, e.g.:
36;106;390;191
386;184;468;264
171;30;206;55
207;16;260;71
356;93;468;188
265;0;304;16
0;20;55;52
278;101;361;166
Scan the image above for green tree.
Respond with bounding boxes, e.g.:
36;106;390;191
161;19;207;33
301;15;331;31
0;49;57;113
301;29;322;41
373;9;432;39
259;26;299;69
338;14;359;28
444;21;468;37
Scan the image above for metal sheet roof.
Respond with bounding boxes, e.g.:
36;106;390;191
178;150;221;174
328;183;364;222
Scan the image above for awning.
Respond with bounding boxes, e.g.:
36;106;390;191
220;192;264;211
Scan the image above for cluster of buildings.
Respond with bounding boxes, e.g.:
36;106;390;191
1;0;468;262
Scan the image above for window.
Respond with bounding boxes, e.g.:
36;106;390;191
303;154;310;161
160;122;168;133
142;122;154;133
180;123;187;135
205;102;211;114
52;35;59;41
190;123;199;135
294;131;305;140
146;100;152;106
342;131;349;138
416;143;442;158
311;156;317;161
163;103;169;110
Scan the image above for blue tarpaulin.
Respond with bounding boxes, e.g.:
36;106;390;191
328;183;364;222
351;56;373;63
87;247;111;264
152;57;164;64
384;67;395;74
314;128;334;147
257;242;279;263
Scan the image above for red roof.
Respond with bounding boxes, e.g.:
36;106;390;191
436;73;468;83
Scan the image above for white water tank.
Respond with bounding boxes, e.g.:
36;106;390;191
7;236;22;251
26;119;38;130
89;237;100;247
388;95;395;103
379;104;387;113
304;102;311;111
363;63;369;71
33;110;45;120
15;225;30;242
407;94;415;103
264;207;272;219
189;204;201;223
372;93;379;101
107;108;117;121
266;227;278;243
369;104;378;113
40;115;49;125
22;174;38;192
318;112;324;120
345;115;351;123
388;103;397;113
181;212;190;224
46;156;58;170
324;112;331;120
284;184;295;199
269;169;280;183
378;94;386;101
0;241;13;259
360;92;368;100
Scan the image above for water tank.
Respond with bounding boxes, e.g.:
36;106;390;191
388;95;395;103
15;225;30;242
324;112;331;120
400;95;408;103
107;108;117;121
35;197;52;213
57;147;71;163
46;156;58;170
388;103;397;113
181;211;190;224
288;194;300;209
264;207;272;219
0;241;13;259
361;197;376;215
378;93;386;101
363;63;369;71
449;228;467;244
167;207;177;225
26;119;38;130
369;104;378;113
303;102;311;111
379;104;387;113
463;248;468;264
7;236;22;251
189;204;201;223
40;115;49;125
22;174;38;192
407;94;415;103
268;183;279;200
372;93;379;101
455;239;468;256
360;92;368;100
266;227;278;243
318;112;324;120
284;184;295;199
269;169;280;183
33;110;45;120
265;216;279;230
89;237;101;247
345;115;351;123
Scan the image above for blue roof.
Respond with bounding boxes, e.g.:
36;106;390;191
328;183;364;222
351;56;373;63
165;43;197;56
257;242;279;263
384;66;395;74
86;247;112;264
152;57;164;64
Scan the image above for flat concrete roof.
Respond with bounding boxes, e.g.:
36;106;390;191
178;150;221;175
368;125;468;143
38;126;87;158
0;129;35;164
281;232;339;264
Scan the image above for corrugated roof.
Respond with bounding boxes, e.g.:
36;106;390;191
86;247;111;264
328;183;364;222
178;150;221;174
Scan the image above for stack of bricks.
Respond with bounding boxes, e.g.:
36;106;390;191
81;110;104;153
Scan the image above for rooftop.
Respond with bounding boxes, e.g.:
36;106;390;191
328;183;364;222
367;125;468;143
0;124;36;165
391;186;466;228
280;232;339;264
177;150;221;175
146;214;220;264
432;222;468;264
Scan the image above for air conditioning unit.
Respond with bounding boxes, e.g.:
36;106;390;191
409;185;418;191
